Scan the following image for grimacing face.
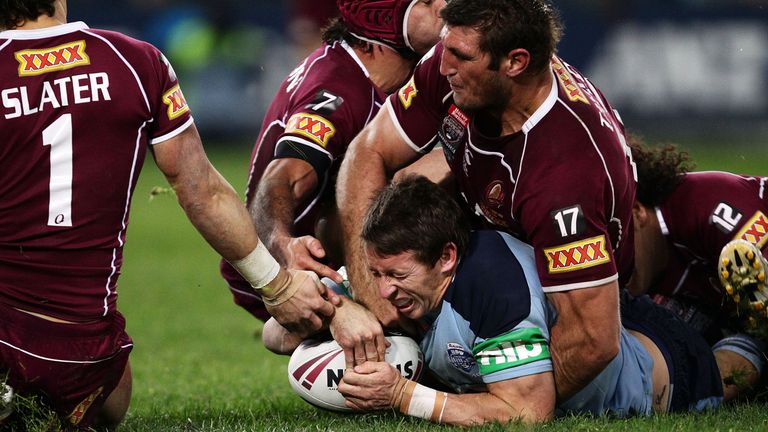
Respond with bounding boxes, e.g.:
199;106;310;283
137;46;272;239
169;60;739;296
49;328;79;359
405;0;446;56
365;248;447;320
439;25;508;112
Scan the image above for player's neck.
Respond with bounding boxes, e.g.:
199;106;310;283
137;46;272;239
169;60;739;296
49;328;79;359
357;45;414;94
499;69;553;135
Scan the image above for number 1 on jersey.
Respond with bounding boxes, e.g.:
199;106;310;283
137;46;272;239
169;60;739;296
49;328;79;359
42;114;73;227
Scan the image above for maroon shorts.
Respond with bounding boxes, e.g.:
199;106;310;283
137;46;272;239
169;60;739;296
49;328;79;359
0;302;132;429
219;258;271;322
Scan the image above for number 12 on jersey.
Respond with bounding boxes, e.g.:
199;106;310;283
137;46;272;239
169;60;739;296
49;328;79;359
42;114;73;227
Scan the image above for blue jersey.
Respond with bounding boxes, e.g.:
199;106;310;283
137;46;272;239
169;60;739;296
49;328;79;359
419;231;655;417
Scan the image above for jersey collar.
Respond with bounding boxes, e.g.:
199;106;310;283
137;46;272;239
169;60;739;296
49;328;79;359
0;21;89;40
339;40;371;78
521;65;559;134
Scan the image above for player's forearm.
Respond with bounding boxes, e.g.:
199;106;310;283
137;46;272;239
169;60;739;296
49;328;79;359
251;180;298;266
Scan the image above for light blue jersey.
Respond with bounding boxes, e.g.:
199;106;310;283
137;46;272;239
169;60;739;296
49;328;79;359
418;231;655;417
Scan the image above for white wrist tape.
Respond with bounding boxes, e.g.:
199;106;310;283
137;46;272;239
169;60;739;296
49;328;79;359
398;381;448;423
227;242;281;289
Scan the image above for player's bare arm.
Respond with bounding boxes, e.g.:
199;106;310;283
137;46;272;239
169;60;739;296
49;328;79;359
152;124;337;336
252;158;343;283
337;108;423;328
339;361;555;425
546;281;621;401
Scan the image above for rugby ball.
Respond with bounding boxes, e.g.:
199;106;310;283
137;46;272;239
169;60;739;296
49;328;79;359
288;335;423;412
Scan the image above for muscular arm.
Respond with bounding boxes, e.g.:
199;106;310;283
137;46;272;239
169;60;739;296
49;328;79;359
340;362;555;425
252;158;341;281
336;109;423;326
152;124;335;334
546;281;620;402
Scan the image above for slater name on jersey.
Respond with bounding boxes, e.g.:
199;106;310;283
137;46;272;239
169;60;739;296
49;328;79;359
2;72;111;119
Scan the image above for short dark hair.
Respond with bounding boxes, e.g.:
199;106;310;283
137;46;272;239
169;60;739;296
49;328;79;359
1;0;55;30
321;17;374;54
362;175;471;266
630;135;695;207
441;0;564;72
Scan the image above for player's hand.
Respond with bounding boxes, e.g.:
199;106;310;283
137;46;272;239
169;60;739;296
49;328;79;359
329;300;387;368
284;235;344;285
264;269;337;338
339;361;404;411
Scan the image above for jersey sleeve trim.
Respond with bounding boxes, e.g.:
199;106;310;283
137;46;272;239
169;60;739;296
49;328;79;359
473;327;551;375
541;273;618;293
150;117;193;145
384;98;430;154
277;135;333;159
655;207;670;236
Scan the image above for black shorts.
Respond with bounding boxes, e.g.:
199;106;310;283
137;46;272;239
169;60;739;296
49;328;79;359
620;290;723;412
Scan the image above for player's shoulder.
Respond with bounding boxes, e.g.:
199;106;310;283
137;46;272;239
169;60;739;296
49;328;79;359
450;231;536;338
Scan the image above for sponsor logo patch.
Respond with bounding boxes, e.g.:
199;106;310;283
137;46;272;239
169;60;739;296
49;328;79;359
439;104;469;163
162;84;189;120
16;40;90;76
734;210;768;249
68;386;103;425
398;76;417;109
473;328;550;375
285;112;336;147
447;342;476;373
551;57;589;105
544;235;611;273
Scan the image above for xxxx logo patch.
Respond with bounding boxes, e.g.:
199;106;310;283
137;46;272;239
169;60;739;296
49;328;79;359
551;57;589;105
734;211;768;249
285;112;336;147
16;40;90;76
398;76;417;109
544;235;610;273
162;84;189;120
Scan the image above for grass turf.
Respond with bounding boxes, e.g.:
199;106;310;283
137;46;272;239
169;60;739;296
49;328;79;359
112;142;768;431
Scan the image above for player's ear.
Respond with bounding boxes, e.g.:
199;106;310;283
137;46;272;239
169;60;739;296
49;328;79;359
503;48;530;77
439;242;458;273
632;201;649;227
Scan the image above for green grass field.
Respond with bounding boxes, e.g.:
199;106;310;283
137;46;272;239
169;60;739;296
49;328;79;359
112;142;768;431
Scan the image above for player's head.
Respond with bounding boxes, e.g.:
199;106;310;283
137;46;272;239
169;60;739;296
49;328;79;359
327;0;444;57
362;175;470;319
1;0;56;30
362;174;470;267
441;0;563;73
630;136;694;208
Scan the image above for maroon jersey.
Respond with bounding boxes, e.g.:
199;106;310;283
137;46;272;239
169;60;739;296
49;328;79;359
387;43;636;292
0;22;192;321
648;171;768;333
220;41;386;305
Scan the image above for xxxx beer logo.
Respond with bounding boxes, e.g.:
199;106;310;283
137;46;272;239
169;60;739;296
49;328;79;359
162;84;189;120
15;40;90;76
544;235;610;273
285;112;336;147
398;76;417;109
734;211;768;249
551;57;589;105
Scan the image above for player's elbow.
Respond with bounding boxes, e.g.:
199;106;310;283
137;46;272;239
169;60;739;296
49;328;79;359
583;330;620;370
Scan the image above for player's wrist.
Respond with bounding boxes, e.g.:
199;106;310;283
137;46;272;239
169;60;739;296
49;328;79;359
395;380;448;423
227;242;281;290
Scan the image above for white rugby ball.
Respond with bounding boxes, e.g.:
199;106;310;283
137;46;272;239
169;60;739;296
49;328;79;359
288;335;423;412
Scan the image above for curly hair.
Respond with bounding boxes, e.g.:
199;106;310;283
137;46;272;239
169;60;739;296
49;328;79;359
441;0;564;72
1;0;56;30
630;135;695;207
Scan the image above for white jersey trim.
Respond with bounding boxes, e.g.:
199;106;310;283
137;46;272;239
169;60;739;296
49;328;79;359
541;273;618;293
655;207;670;236
150;117;194;144
244;119;285;200
0;338;132;364
340;40;371;78
385;98;427;154
0;21;88;39
522;69;558;134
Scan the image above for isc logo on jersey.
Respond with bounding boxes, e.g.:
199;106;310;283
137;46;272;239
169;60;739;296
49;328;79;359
162;85;189;120
544;235;610;273
16;41;90;77
285;112;336;147
734;211;768;249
